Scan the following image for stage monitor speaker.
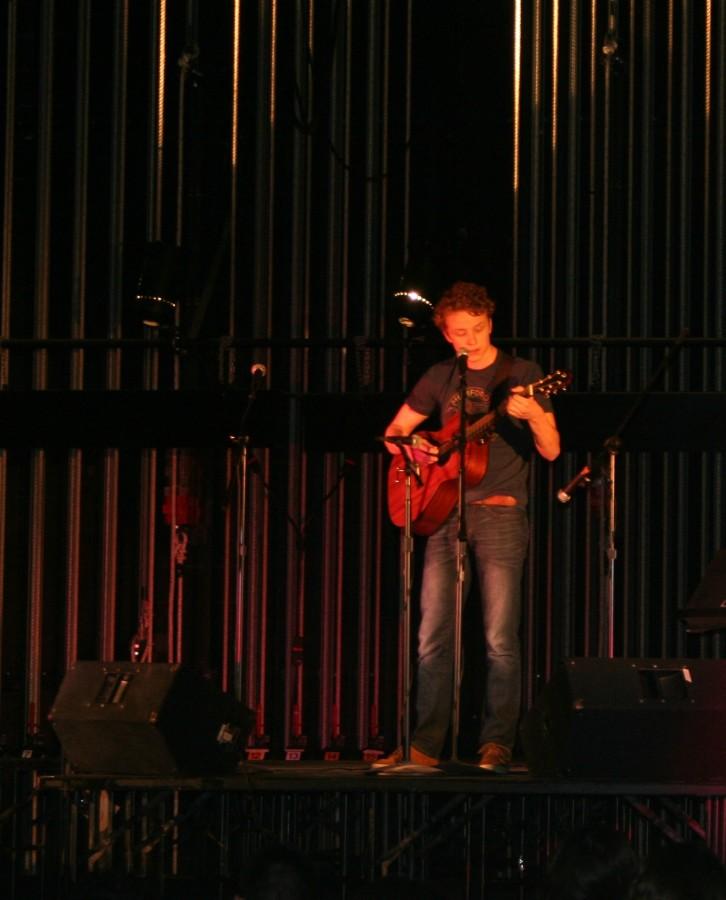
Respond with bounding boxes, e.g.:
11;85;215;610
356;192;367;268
521;658;726;782
681;549;726;633
49;662;250;775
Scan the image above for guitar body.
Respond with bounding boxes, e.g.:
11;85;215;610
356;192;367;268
386;368;572;536
387;414;492;536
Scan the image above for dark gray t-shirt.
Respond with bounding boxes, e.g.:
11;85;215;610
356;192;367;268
405;350;553;505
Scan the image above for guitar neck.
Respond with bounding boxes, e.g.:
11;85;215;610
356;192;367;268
436;369;570;458
466;409;498;443
438;408;497;460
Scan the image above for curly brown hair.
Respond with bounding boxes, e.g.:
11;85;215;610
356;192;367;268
432;281;495;331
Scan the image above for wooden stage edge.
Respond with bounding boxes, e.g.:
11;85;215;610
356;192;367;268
40;759;726;798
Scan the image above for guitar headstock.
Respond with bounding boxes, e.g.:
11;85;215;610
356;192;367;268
530;369;573;398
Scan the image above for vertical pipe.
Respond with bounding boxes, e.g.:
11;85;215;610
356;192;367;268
283;0;313;751
65;0;92;669
286;0;313;747
24;1;55;875
151;0;167;238
401;0;413;276
247;0;275;743
712;7;725;571
702;0;713;370
715;1;725;357
586;0;599;362
600;0;618;347
678;5;713;654
252;0;275;734
253;0;277;337
229;0;242;343
166;449;178;662
363;0;386;740
101;0;129;662
320;478;334;750
540;1;561;684
514;0;533;692
526;0;544;335
513;0;523;287
664;0;676;346
668;0;691;670
1;0;17;390
165;4;201;666
623;1;635;356
0;1;18;705
247;479;270;729
565;0;580;342
136;0;170;663
222;0;243;694
233;442;248;702
385;0;414;747
702;2;723;645
548;0;560;337
221;453;233;694
678;1;691;330
597;0;619;655
27;0;55;743
639;1;653;342
554;0;581;674
358;457;377;747
319;0;351;752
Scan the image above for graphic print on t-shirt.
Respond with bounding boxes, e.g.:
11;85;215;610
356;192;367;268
446;386;490;421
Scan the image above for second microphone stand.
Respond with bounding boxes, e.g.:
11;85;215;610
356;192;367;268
228;372;264;704
561;330;687;658
377;443;443;775
449;360;469;764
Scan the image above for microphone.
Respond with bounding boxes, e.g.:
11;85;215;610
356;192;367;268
378;434;420;447
557;465;591;504
457;350;468;375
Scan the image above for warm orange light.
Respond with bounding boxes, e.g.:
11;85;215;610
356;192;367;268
551;0;559;152
157;0;166;150
232;0;241;168
513;0;522;193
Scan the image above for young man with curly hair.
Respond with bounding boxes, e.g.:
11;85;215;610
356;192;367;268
378;281;560;773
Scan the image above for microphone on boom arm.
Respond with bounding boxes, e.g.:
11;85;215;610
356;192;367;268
556;465;592;504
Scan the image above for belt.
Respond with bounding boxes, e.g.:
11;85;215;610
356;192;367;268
470;495;518;507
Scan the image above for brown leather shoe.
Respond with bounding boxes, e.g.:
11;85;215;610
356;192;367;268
371;745;440;768
478;742;511;774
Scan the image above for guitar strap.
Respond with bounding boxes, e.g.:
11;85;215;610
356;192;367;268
488;351;515;413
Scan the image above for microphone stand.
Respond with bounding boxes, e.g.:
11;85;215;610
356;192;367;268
398;445;420;764
450;359;468;764
228;374;263;703
598;439;619;658
375;443;441;775
562;331;688;658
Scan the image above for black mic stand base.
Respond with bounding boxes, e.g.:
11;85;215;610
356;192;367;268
370;761;444;776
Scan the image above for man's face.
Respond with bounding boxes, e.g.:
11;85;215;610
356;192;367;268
442;310;493;367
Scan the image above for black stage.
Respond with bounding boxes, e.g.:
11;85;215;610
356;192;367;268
28;659;726;896
41;759;726;797
28;760;726;899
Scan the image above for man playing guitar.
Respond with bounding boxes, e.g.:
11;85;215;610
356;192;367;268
377;280;561;773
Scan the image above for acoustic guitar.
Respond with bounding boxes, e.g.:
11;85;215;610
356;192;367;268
387;369;572;535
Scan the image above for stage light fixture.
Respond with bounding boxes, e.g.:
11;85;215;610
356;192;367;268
134;241;181;328
392;288;434;328
392;253;437;329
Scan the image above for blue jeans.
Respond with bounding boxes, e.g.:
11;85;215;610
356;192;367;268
412;505;529;758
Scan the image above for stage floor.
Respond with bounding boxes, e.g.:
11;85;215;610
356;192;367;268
26;758;726;899
41;758;726;798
